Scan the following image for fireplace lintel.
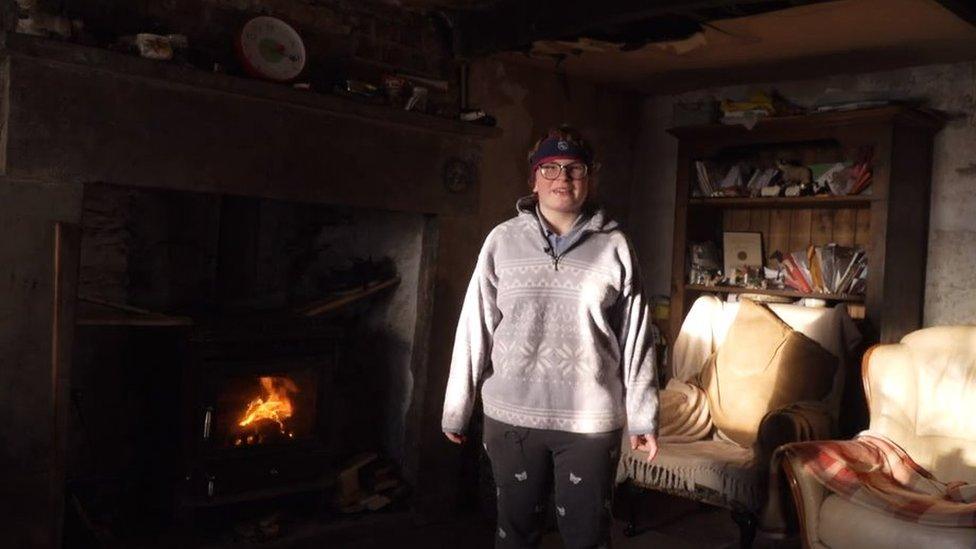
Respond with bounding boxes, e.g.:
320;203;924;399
1;33;495;214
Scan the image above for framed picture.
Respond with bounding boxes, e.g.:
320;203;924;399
723;231;763;276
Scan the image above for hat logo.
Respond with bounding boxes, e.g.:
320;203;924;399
557;140;569;151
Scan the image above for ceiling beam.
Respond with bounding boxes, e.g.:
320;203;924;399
935;0;976;28
449;0;829;58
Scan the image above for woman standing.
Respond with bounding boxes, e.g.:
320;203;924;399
442;126;659;548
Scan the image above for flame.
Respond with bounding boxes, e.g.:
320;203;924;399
238;376;298;434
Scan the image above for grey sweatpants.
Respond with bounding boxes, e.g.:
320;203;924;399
483;416;622;549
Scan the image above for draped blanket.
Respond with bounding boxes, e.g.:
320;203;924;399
622;438;762;512
781;432;976;527
658;379;713;443
619;379;762;511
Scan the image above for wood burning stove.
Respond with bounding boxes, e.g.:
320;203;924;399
180;319;342;507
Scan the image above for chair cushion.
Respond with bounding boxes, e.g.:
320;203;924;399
819;494;976;549
700;299;837;446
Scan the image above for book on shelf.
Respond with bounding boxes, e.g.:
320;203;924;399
849;161;873;195
808;246;826;293
820;245;837;292
836;249;866;295
694;160;713;196
719;164;745;189
781;254;812;293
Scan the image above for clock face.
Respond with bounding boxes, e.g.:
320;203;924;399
238;16;306;82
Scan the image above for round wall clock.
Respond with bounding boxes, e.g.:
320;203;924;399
236;16;306;82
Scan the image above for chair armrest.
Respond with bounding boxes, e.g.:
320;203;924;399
757;402;833;460
756;402;833;539
781;449;829;549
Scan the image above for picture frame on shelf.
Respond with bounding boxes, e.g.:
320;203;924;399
723;231;763;281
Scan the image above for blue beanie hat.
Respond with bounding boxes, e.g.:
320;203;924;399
529;137;592;171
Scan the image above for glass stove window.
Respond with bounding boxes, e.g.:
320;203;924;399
212;370;317;447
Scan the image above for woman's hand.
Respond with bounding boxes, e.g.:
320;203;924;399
444;432;466;444
629;433;658;462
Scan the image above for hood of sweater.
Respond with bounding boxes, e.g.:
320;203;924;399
514;194;619;235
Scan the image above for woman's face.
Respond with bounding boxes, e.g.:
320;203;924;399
532;159;590;214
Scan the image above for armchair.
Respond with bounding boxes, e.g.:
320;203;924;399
782;326;976;549
620;295;861;546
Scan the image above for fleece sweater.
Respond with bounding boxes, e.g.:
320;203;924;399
441;196;659;435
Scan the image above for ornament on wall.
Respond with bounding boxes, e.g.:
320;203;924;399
443;157;477;194
236;16;306;82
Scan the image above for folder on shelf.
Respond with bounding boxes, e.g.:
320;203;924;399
808;245;826;293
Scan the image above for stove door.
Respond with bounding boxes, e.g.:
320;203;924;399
202;361;321;450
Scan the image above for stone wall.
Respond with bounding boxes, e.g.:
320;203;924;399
17;0;458;113
631;61;976;326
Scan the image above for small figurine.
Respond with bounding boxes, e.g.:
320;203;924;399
776;159;813;196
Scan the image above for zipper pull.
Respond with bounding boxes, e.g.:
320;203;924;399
552;256;560;271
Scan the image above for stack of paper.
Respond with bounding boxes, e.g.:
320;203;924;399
781;244;866;295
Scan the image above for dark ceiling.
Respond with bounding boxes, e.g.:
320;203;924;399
448;0;839;57
417;0;976;93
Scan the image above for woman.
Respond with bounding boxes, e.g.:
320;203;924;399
442;126;659;548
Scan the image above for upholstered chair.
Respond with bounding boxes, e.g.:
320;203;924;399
620;295;860;547
782;326;976;548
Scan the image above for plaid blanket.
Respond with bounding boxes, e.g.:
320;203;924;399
782;432;976;527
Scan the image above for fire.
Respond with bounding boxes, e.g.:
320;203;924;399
238;376;298;436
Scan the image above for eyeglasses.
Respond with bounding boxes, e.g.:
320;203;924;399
537;162;588;181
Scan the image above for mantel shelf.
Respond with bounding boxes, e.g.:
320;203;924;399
5;34;501;140
685;284;865;302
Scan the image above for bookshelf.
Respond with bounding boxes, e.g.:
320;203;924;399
668;106;944;347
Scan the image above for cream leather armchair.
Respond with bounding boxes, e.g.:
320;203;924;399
783;326;976;549
620;295;861;546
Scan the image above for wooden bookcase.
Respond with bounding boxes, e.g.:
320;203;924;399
668;106;944;347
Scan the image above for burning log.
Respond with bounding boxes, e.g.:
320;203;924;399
232;376;299;446
238;377;298;432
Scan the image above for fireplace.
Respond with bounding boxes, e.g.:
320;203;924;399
0;35;491;547
67;182;436;535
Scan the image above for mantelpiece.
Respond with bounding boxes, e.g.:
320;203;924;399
1;33;496;214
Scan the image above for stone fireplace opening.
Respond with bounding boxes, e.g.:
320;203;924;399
67;181;436;540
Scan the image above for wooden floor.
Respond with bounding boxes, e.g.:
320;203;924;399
105;490;801;548
274;492;795;549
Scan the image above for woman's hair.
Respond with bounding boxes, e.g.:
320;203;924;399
526;125;596;189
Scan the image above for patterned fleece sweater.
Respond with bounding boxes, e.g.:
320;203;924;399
441;196;659;435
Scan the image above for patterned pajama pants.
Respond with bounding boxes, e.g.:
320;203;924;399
483;416;622;549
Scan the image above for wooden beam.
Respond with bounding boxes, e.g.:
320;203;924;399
296;277;401;317
452;0;830;57
936;0;976;28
